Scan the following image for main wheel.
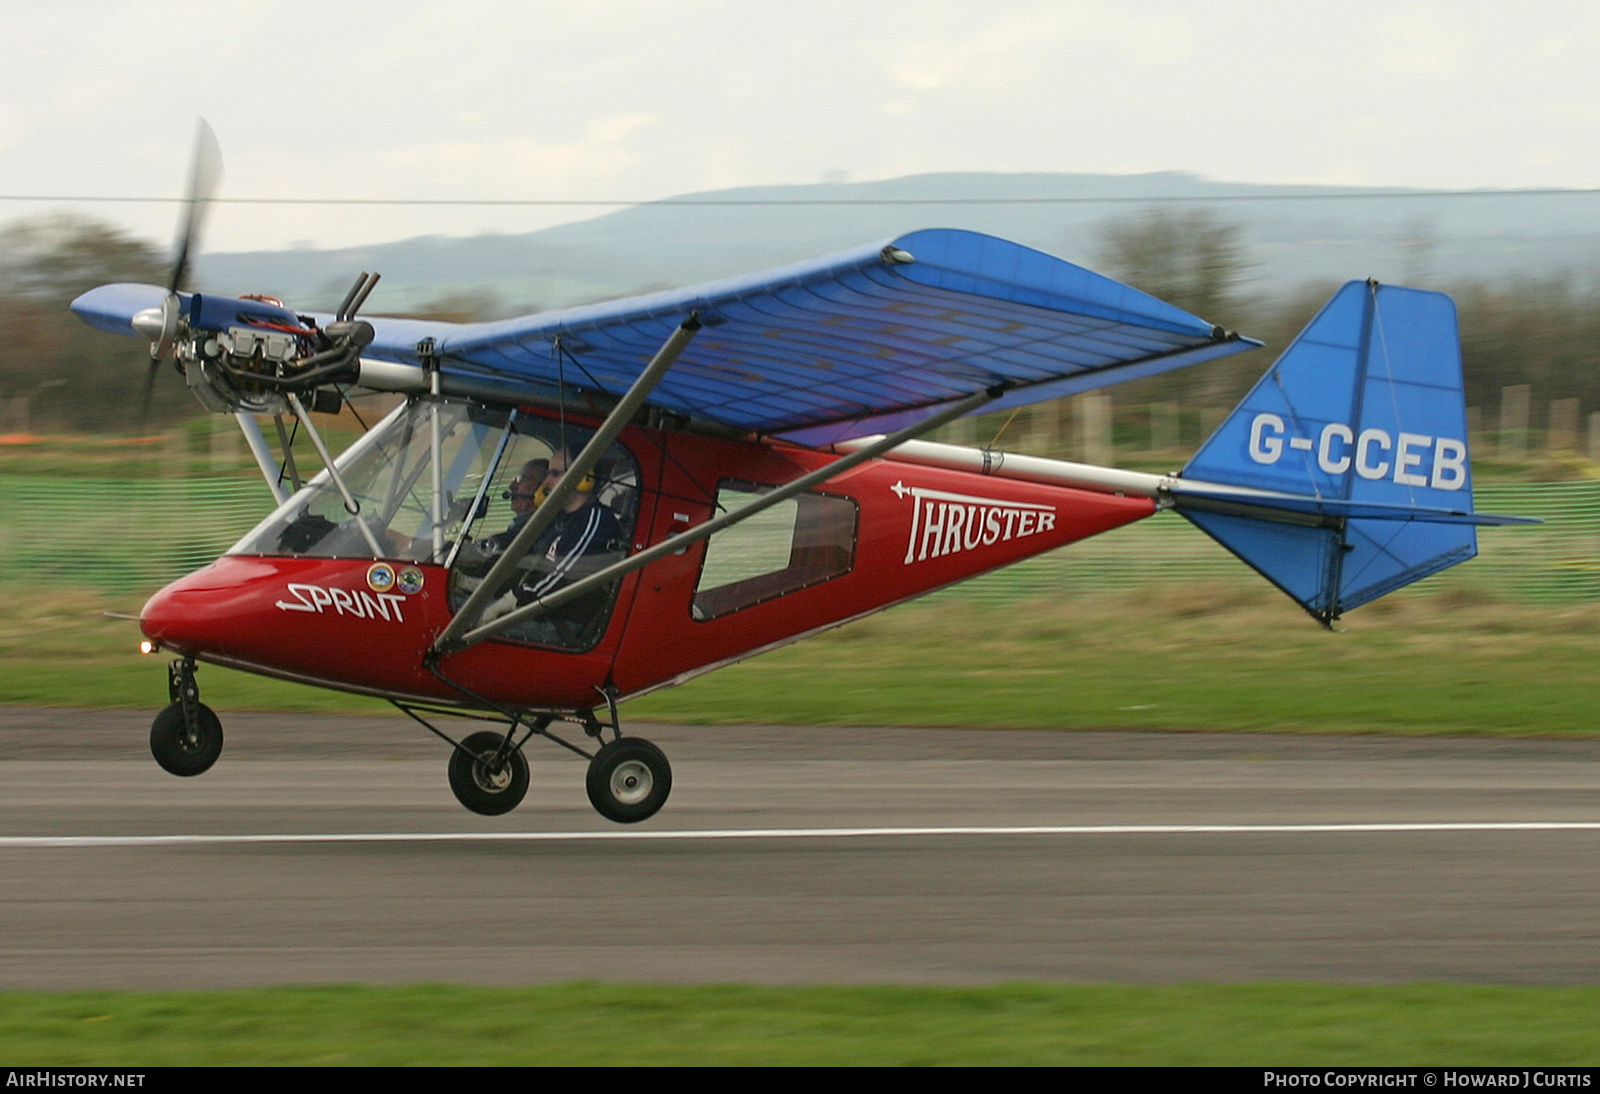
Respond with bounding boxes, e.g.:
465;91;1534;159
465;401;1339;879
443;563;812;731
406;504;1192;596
149;701;224;777
586;738;671;824
447;731;530;816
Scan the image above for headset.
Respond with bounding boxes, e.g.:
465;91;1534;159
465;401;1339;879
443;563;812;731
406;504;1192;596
501;470;594;505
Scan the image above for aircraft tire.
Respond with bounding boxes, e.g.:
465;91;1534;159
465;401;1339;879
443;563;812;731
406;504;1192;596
586;738;672;824
448;731;529;816
149;701;224;777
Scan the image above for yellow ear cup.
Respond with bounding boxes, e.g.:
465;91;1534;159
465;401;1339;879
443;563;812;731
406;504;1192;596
534;472;593;502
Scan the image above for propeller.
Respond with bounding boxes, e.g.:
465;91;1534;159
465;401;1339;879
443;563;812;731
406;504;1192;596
121;126;373;420
132;118;222;425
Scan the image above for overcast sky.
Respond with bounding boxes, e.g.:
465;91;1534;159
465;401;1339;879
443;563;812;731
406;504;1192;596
3;0;1598;253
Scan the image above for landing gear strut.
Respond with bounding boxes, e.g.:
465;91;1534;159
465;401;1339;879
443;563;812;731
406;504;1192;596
400;696;673;823
150;657;223;777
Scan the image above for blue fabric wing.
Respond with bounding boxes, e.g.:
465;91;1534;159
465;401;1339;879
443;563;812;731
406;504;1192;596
368;228;1258;442
73;230;1260;444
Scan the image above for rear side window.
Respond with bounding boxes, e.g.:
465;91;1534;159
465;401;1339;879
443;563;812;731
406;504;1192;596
692;482;857;620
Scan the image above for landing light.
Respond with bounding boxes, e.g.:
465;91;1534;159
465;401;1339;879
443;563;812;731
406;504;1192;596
139;640;157;655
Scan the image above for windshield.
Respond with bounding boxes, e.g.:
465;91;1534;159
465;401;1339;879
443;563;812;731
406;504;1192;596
229;400;534;564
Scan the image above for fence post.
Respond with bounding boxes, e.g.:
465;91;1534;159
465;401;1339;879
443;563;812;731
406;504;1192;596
1076;392;1112;466
1150;401;1179;453
1501;385;1530;461
1548;398;1578;454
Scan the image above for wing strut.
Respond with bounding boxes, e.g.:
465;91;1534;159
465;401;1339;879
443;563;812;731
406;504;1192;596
272;414;303;493
432;315;705;655
436;384;1003;657
287;391;385;557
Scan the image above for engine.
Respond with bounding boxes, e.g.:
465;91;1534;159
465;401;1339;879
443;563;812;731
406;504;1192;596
129;275;378;415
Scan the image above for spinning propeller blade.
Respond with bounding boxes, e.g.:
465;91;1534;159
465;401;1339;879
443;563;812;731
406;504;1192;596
168;118;221;296
138;118;222;426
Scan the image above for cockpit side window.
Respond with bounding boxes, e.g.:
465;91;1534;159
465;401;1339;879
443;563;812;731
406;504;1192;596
691;481;857;620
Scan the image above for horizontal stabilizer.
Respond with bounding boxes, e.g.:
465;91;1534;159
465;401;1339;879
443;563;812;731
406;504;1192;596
1170;486;1538;527
1182;508;1479;618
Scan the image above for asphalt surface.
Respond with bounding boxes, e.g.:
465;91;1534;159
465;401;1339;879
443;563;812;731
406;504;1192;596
4;707;1600;989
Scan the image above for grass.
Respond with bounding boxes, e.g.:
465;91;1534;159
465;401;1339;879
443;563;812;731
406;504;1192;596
6;582;1600;735
630;583;1600;736
2;982;1599;1065
0;587;389;712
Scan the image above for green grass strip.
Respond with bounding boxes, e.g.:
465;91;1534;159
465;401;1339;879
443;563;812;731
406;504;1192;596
7;584;1600;736
2;982;1599;1065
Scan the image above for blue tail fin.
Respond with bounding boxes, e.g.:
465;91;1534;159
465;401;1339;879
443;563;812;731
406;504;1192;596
1175;281;1524;624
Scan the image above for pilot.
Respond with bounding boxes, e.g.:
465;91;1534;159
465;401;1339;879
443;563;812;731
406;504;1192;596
486;457;549;549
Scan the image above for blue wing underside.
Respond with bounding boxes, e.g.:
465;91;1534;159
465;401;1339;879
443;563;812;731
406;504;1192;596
73;228;1261;445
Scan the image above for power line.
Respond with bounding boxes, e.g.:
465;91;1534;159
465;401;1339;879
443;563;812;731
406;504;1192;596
2;187;1600;208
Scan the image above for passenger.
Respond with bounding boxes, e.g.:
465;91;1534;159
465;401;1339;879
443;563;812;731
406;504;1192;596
518;449;624;605
482;449;625;646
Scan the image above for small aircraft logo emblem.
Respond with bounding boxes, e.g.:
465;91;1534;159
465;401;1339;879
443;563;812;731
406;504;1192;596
893;481;1057;564
367;563;397;593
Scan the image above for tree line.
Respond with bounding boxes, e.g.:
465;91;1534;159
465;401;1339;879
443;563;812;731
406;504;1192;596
0;216;188;432
1095;208;1600;435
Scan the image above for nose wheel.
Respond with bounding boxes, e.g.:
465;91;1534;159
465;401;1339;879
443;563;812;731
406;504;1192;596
150;657;223;777
586;738;672;824
149;701;223;777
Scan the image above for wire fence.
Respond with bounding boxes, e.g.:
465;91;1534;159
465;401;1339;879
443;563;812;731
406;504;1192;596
0;477;272;595
935;481;1600;605
0;475;1593;604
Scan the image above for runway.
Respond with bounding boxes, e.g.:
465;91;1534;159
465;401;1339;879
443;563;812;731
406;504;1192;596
4;707;1600;989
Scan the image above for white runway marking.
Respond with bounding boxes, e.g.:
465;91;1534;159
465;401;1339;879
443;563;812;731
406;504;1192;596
4;821;1600;848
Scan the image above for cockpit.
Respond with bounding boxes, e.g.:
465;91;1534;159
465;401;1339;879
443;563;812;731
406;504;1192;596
231;399;640;651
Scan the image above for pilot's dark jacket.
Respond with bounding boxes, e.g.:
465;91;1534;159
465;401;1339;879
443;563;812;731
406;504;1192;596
521;500;623;597
505;499;625;646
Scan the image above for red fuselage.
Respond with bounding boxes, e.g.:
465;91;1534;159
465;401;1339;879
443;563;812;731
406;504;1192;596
141;424;1154;711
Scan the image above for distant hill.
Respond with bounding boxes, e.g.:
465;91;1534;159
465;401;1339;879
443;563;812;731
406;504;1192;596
192;171;1600;318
